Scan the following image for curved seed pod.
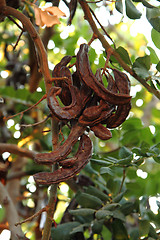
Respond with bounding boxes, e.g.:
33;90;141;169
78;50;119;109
72;71;81;89
52;55;72;79
76;44;131;105
82;99;112;121
34;123;86;165
68;0;78;25
58;66;72;105
106;104;131;128
47;86;82;121
106;72;118;93
33;134;92;185
81;70;114;121
79;107;114;127
90;124;112;140
113;69;130;94
53;56;73;106
72;71;93;108
106;69;131;128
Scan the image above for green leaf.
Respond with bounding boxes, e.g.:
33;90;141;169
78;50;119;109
113;191;126;203
149;224;159;239
139;219;150;237
116;47;132;65
119;201;136;216
112;219;129;240
153;155;160;163
91;159;111;166
75;192;103;209
69;208;95;217
95;210;113;220
141;0;155;8
125;0;142;19
91;219;104;234
113;210;126;221
151;28;160;49
147;8;160;32
51;222;80;240
147;46;159;64
84;186;109;201
70;223;90;234
119;147;133;159
156;61;160;72
117;156;133;166
132;55;151;78
100;167;114;176
115;0;123;14
102;203;120;211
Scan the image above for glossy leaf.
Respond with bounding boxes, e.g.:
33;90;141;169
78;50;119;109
115;0;123;14
119;147;133;159
125;0;142;19
112;219;129;240
91;219;104;234
116;46;132;65
51;222;80;240
75;192;103;209
139;219;150;237
95;210;113;220
147;46;159;64
100;167;114;175
132;55;151;78
69;208;95;217
113;191;126;203
151;28;160;49
84;185;109;201
146;7;160;32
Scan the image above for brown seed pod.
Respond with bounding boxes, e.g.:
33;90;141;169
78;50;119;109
33;134;92;185
76;44;131;105
34;123;86;165
47;85;82;121
90;124;112;140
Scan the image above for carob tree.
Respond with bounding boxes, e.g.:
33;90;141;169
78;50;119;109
1;0;160;239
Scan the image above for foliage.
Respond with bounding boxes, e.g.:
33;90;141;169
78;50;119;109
0;0;160;239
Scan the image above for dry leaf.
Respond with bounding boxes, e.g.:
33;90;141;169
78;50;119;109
34;5;66;27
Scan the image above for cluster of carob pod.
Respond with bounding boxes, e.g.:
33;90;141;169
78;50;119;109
33;43;131;185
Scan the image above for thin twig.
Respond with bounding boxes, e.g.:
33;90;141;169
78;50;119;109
89;6;115;47
13;29;24;50
8;16;23;30
20;114;51;128
15;206;49;226
4;94;46;121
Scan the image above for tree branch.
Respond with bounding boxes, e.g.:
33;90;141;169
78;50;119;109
0;143;36;159
78;0;160;100
0;182;25;240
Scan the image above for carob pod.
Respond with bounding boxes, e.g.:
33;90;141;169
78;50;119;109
106;69;131;128
47;85;82;121
52;56;73;106
68;0;78;25
76;44;131;105
72;71;93;108
34;123;86;165
33;134;92;185
79;107;114;127
81;100;111;121
90;124;112;140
